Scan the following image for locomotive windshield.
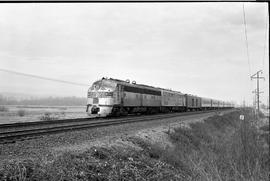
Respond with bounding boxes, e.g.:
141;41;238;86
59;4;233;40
88;80;116;98
90;80;116;91
88;92;113;98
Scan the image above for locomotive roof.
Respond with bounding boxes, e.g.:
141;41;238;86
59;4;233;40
103;77;184;94
105;78;160;90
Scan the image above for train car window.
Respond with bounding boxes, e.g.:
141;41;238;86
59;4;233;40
192;99;194;106
123;86;141;94
196;99;198;106
123;85;161;96
143;88;161;96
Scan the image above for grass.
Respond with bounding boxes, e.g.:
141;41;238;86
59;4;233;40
0;109;268;181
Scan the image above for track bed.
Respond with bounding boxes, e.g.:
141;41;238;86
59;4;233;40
0;110;231;144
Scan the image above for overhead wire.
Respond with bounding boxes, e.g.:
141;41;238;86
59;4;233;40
260;6;269;107
0;68;90;87
242;3;252;77
262;6;269;75
242;3;254;106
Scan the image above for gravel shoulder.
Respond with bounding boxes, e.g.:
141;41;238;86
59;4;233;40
0;110;233;164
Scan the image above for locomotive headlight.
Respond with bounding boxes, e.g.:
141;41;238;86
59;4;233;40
105;92;113;96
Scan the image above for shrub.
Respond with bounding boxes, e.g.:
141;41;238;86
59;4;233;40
17;109;26;117
40;112;58;121
0;106;9;112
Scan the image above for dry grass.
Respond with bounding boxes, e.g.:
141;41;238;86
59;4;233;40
0;146;184;180
164;109;269;181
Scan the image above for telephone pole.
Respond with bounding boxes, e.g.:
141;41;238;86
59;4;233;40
251;70;265;114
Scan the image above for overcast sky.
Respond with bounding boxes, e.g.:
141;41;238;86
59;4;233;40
0;3;268;105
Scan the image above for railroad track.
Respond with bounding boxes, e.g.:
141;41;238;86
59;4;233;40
0;109;232;144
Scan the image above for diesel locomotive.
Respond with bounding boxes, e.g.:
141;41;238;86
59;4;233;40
86;77;234;117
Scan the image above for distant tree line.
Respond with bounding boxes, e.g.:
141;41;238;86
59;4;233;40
0;95;86;106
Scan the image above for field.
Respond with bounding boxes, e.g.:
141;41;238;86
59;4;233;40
0;105;90;124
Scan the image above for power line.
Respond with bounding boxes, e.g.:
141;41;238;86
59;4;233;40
0;68;90;87
262;6;269;69
242;4;252;77
242;3;254;102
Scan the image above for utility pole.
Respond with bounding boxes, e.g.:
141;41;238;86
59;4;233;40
252;89;263;115
251;70;265;114
266;96;269;116
253;93;257;116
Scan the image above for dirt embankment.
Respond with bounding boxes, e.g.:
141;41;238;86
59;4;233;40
52;112;212;155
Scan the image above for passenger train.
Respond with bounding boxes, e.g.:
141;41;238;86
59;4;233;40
86;77;234;117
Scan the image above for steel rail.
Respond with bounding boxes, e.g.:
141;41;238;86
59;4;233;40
0;109;232;144
0;113;146;129
0;117;98;129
